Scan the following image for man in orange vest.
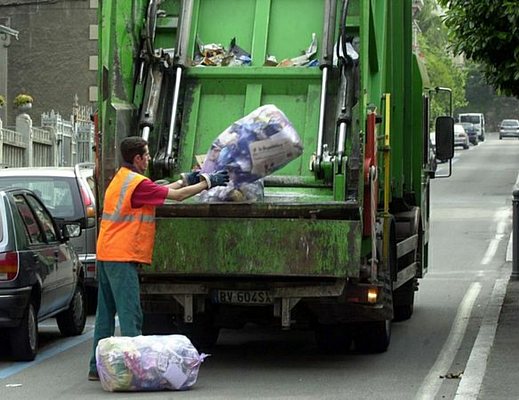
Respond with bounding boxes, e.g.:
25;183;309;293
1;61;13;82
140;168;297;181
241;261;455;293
88;136;228;381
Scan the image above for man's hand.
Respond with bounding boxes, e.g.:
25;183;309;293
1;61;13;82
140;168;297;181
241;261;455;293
200;170;230;189
180;171;200;186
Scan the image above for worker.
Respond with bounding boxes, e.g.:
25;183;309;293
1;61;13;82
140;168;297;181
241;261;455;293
88;136;228;381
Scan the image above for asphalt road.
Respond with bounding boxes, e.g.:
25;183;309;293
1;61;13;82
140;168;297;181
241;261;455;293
1;132;518;400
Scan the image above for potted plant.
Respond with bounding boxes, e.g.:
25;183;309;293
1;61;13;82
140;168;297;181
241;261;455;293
13;93;34;111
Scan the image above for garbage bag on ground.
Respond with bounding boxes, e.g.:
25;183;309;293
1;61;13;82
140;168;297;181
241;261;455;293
96;335;208;392
199;104;303;202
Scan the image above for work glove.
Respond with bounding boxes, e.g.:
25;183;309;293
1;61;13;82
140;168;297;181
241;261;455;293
200;170;230;189
180;171;201;186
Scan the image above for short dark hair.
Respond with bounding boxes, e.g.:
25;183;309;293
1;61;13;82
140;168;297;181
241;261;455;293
120;136;148;163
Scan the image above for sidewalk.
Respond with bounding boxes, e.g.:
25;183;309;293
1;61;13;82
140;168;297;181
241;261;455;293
477;277;519;400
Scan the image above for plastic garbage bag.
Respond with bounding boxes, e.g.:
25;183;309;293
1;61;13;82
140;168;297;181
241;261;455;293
199;104;303;202
96;335;208;392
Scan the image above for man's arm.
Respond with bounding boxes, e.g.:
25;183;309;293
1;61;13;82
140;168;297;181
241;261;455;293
164;180;209;202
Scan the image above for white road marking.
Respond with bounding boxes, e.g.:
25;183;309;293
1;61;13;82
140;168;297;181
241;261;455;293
415;282;481;400
481;208;511;265
454;278;508;399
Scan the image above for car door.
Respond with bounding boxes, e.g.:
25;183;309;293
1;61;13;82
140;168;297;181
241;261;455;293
25;194;76;311
13;194;57;317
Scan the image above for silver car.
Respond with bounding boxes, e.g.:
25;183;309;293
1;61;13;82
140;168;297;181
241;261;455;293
454;123;469;150
499;119;519;139
0;164;98;310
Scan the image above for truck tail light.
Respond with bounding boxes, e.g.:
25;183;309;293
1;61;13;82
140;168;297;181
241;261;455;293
0;251;19;281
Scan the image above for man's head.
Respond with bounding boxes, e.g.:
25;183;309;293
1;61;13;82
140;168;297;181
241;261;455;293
120;136;150;174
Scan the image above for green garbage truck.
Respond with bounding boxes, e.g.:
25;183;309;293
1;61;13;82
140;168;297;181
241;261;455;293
95;0;454;352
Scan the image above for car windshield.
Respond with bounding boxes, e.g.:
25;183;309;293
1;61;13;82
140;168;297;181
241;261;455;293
501;120;519;127
0;176;82;220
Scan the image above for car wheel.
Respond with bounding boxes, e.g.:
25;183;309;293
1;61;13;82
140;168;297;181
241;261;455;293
499;136;502;140
56;284;86;336
463;143;469;150
10;301;38;361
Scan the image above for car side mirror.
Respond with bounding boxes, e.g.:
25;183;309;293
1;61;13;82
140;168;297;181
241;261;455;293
435;116;455;161
62;223;81;240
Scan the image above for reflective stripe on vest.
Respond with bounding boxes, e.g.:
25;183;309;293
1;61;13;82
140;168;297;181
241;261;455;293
101;171;155;223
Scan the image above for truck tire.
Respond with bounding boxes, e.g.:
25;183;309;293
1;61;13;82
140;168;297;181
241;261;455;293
10;301;38;361
314;323;353;354
354;320;391;353
393;279;416;321
56;284;87;336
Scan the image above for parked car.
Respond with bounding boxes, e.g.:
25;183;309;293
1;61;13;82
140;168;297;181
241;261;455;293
460;122;478;145
499;119;519;139
0;187;86;360
0;164;98;311
454;123;469;150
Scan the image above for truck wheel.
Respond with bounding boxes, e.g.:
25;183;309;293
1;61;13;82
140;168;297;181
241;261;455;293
393;279;416;321
56;284;86;336
354;320;391;353
315;323;353;354
10;301;38;361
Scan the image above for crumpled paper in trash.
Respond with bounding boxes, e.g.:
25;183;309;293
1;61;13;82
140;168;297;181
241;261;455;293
198;104;303;202
264;33;318;67
96;335;208;392
193;36;251;67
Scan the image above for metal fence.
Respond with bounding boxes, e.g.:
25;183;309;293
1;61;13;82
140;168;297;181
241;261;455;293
0;105;94;168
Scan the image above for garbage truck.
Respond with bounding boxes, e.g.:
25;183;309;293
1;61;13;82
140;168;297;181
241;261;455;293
95;0;454;353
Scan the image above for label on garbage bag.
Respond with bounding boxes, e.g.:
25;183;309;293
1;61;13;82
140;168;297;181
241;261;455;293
249;138;296;176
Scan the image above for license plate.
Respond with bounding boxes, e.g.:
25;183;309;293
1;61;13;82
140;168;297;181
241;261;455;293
213;290;273;304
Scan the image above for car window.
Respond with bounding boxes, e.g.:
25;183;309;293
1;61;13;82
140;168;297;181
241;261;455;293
502;120;519;127
0;176;82;221
14;194;45;244
26;194;58;242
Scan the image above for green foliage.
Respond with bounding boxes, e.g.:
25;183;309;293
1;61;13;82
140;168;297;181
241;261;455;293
13;94;34;107
0;95;5;107
416;0;467;116
438;0;519;98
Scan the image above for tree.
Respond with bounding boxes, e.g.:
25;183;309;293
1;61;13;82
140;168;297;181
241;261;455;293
437;0;519;98
416;0;467;116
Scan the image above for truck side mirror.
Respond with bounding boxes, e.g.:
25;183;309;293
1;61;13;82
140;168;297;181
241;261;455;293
435;116;454;161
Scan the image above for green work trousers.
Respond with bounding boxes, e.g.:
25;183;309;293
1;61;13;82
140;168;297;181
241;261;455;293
89;261;143;374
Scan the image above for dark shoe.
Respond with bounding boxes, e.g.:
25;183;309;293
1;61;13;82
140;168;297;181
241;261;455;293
88;371;100;381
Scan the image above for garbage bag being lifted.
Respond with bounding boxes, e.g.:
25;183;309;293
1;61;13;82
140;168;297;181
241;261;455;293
96;335;207;392
199;104;303;202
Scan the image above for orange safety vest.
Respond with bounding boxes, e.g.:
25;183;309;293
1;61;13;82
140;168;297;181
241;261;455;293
97;167;156;264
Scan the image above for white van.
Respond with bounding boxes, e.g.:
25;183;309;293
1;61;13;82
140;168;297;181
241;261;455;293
458;113;485;141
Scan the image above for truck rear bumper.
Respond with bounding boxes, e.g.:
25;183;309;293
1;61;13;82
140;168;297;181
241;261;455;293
140;278;392;328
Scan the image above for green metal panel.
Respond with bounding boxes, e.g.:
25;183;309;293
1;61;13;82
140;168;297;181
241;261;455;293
179;69;322;179
149;218;361;277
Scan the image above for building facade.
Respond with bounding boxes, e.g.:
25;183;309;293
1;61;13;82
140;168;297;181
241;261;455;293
0;0;98;125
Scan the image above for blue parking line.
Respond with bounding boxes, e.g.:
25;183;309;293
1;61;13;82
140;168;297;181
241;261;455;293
0;329;93;379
